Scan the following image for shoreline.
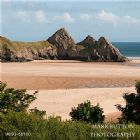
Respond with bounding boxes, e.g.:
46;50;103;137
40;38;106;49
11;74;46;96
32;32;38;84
128;57;140;60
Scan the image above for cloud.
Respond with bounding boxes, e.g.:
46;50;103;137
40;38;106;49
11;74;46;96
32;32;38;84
96;10;140;27
54;12;75;23
96;10;119;27
80;14;93;21
14;9;140;27
123;16;140;25
15;10;48;24
35;10;47;23
62;12;75;23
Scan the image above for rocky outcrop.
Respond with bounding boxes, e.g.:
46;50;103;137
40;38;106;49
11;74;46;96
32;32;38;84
47;28;86;60
48;28;128;62
77;35;96;47
92;37;128;62
0;28;128;62
77;36;128;62
48;28;76;59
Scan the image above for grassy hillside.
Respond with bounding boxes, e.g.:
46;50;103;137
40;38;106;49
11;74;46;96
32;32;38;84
0;36;57;61
0;36;55;52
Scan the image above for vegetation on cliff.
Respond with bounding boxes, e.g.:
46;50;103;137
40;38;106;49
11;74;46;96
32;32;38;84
0;36;57;62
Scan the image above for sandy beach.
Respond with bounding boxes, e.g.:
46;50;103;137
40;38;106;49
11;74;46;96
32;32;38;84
1;60;140;89
0;60;140;121
29;87;135;122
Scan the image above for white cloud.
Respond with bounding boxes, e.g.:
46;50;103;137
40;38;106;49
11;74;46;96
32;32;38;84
80;14;93;21
15;9;140;27
54;12;75;23
15;10;48;24
123;16;140;25
96;10;119;27
35;10;47;23
62;12;75;23
95;10;140;27
16;11;30;23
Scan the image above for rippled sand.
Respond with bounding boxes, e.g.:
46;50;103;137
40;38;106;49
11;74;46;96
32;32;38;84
1;60;140;89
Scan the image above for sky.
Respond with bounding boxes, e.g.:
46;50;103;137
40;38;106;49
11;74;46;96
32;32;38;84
1;0;140;42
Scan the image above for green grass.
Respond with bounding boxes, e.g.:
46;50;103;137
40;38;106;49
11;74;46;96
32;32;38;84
0;36;55;53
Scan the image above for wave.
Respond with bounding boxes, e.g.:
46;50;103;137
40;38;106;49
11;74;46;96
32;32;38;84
128;57;140;60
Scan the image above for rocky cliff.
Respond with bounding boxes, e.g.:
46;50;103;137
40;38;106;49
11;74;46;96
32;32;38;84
0;28;128;62
48;28;75;56
48;28;128;62
77;35;96;47
77;36;128;62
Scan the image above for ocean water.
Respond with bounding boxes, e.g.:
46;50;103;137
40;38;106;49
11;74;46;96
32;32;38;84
112;42;140;58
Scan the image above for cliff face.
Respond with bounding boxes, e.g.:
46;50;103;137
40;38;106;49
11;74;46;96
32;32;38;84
48;28;76;59
77;35;96;47
0;28;128;62
78;36;128;62
48;28;86;60
92;37;127;62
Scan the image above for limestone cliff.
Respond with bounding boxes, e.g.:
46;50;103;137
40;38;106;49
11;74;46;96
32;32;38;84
77;36;128;62
0;28;128;62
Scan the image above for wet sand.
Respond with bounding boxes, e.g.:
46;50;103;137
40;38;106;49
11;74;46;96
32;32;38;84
1;60;140;89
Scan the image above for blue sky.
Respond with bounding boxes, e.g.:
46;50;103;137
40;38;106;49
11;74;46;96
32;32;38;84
1;0;140;42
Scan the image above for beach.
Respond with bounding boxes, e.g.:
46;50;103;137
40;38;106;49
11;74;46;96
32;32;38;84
1;59;140;121
29;87;135;122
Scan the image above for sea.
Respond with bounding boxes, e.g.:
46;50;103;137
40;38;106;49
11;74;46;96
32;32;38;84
112;42;140;59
